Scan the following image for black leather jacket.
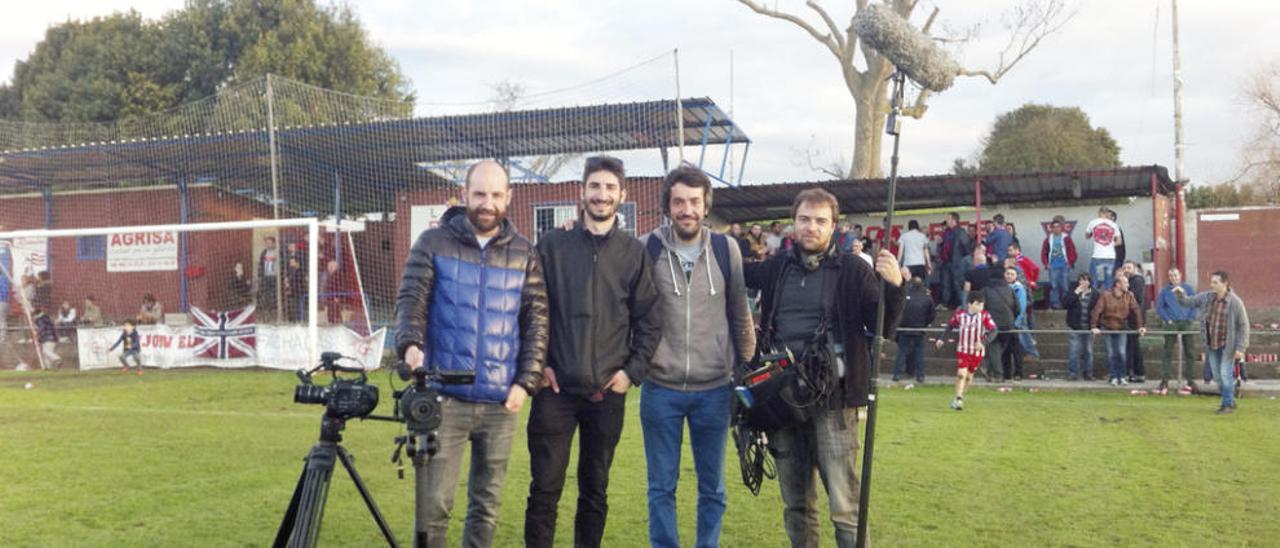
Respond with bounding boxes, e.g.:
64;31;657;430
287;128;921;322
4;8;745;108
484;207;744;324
395;207;548;399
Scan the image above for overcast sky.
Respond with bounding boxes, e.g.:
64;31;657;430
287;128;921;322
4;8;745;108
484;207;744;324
3;1;1278;186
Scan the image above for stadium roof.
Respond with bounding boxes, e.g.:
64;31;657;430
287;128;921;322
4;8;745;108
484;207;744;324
711;165;1178;223
0;97;746;213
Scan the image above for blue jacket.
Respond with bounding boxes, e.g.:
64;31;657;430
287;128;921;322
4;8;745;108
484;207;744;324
985;227;1013;263
1157;283;1197;322
0;245;11;302
395;207;548;404
110;330;141;353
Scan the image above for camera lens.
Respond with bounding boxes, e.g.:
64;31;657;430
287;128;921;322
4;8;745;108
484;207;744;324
294;384;327;405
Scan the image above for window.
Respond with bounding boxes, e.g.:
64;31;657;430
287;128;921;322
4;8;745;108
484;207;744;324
77;235;106;261
532;202;638;242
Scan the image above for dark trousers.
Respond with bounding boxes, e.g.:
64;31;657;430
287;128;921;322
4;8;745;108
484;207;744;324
1126;333;1146;379
999;332;1023;379
525;389;627;548
982;332;1006;380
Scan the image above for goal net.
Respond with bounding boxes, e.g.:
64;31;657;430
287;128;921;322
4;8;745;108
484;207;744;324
0;218;385;371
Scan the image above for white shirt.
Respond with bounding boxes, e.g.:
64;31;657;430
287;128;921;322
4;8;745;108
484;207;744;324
765;234;783;253
1084;218;1120;260
899;229;929;267
857;252;874;267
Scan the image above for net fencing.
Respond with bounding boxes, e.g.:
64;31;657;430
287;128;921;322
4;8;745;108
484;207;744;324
0;51;750;369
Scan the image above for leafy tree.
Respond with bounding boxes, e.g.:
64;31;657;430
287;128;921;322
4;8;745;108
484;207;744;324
0;0;411;123
975;103;1120;173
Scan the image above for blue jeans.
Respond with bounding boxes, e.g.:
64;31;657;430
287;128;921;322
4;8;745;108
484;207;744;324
893;333;926;380
640;383;732;548
1104;333;1127;380
1067;332;1094;378
1090;258;1115;290
1049;266;1070;308
1206;347;1236;408
769;406;862;548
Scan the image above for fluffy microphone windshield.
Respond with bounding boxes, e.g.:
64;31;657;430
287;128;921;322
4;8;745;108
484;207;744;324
851;4;959;92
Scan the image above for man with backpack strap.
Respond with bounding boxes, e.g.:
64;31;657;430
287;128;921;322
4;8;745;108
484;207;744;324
640;165;756;548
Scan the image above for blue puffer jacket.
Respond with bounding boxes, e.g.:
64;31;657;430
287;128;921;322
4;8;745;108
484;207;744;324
395;207;548;404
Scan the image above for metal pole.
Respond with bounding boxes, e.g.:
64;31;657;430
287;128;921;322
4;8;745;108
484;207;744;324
857;71;906;548
308;219;319;368
674;48;685;163
267;74;282;223
1171;0;1185;187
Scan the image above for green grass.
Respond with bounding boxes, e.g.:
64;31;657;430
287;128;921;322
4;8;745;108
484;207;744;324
2;370;1278;547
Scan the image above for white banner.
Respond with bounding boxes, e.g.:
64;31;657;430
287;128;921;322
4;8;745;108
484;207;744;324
76;325;387;370
11;236;48;280
409;204;450;251
107;231;178;272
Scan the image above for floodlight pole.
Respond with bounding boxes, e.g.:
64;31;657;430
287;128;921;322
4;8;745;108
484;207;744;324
857;70;907;548
674;48;685;163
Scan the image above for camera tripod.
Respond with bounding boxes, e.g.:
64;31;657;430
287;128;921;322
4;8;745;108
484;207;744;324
273;414;399;548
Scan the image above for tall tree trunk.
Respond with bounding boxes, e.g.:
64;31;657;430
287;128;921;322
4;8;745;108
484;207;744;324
849;66;891;180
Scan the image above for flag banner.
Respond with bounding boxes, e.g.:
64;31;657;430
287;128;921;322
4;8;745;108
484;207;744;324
76;325;386;370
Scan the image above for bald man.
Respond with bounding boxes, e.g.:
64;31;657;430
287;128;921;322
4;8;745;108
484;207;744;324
395;159;549;548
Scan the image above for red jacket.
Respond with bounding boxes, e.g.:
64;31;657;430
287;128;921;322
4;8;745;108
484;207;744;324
1014;254;1040;290
1040;234;1077;269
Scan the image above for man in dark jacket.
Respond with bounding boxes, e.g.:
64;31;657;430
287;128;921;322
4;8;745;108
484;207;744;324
1122;261;1148;382
940;212;973;309
1062;272;1099;380
640;166;755;548
981;267;1018;382
743;188;904;548
394;160;548;548
893;273;935;382
525;155;661;548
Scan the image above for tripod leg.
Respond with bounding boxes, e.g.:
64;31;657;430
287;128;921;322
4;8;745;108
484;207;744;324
274;443;338;548
273;463;310;547
337;446;399;547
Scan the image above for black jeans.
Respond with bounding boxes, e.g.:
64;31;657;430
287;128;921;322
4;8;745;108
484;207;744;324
998;332;1023;379
525;389;627;548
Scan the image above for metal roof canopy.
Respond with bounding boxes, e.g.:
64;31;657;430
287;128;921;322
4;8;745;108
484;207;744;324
0;97;748;213
711;166;1178;223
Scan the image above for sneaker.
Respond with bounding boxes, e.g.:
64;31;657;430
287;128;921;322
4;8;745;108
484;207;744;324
1108;378;1119;386
1119;378;1130;386
1014;375;1023;383
892;376;901;382
916;377;926;384
950;398;964;411
1067;375;1078;381
1158;380;1169;391
1216;406;1234;415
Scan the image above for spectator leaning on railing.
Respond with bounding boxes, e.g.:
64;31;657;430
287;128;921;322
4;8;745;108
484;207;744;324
1157;267;1198;393
1062;272;1099;381
1090;274;1145;386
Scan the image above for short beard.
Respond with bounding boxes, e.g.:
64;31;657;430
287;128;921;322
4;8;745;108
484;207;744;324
467;207;504;233
584;200;618;223
672;218;702;241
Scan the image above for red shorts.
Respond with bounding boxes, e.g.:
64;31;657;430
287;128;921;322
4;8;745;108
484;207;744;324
956;353;984;373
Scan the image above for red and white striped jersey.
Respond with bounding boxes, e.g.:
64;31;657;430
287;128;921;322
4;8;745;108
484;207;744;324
944;309;997;356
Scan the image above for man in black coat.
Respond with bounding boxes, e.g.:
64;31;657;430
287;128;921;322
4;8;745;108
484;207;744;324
893;274;936;382
743;187;904;548
524;156;661;548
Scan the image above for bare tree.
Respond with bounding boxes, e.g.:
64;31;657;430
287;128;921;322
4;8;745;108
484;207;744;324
1226;61;1280;201
737;0;1073;179
490;80;580;181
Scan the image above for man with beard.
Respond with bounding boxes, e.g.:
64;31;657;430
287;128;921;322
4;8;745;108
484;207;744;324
525;155;662;548
394;160;548;548
640;166;755;548
743;188;904;548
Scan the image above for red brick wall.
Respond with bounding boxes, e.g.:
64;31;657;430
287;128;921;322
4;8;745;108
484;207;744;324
1195;207;1280;307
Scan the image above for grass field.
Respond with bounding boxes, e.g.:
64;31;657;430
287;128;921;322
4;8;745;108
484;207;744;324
2;369;1278;547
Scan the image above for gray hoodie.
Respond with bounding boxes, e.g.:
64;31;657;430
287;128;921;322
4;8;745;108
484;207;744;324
643;226;756;392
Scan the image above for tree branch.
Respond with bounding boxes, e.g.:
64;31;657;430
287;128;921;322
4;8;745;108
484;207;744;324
958;0;1076;85
737;0;844;62
807;0;846;53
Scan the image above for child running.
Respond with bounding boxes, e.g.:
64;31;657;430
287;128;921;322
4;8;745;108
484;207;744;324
936;293;998;410
109;319;143;375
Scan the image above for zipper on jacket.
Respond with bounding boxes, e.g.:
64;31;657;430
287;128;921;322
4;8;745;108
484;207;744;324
682;247;694;390
587;231;600;391
475;246;489;399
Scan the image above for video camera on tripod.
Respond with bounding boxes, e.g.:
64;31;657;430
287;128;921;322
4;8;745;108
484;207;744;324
391;360;474;462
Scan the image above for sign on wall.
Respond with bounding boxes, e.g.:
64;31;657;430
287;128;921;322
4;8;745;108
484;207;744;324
107;231;178;272
409;204;451;251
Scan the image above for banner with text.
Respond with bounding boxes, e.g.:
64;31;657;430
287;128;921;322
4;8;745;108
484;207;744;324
76;325;386;370
107;231;178;272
